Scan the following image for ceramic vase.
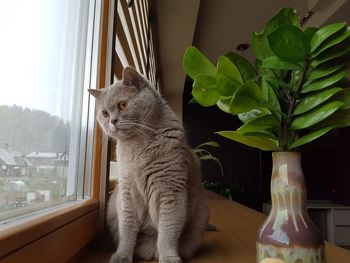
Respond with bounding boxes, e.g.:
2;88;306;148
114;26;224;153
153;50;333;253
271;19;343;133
256;152;325;263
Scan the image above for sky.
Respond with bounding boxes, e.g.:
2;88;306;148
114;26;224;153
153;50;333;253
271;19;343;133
0;0;82;121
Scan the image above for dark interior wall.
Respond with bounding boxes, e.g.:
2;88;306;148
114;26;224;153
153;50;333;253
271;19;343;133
260;128;350;207
319;128;350;206
183;80;350;211
183;80;262;210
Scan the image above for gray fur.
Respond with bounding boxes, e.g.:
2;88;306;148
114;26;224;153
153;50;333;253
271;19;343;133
89;67;208;263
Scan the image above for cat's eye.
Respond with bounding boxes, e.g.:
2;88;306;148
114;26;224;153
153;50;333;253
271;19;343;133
102;110;109;118
118;101;128;110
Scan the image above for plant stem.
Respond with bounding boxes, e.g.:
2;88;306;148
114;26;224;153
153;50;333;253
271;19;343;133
280;60;310;151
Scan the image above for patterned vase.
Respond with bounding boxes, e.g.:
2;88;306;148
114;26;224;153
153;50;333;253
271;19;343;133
256;152;325;263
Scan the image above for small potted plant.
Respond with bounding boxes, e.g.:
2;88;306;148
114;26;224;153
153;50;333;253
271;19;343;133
183;7;350;263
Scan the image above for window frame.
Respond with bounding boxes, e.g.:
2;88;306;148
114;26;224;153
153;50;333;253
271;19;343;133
0;0;111;260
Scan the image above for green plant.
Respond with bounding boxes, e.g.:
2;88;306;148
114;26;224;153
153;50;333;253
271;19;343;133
193;141;224;176
183;7;350;152
202;181;232;199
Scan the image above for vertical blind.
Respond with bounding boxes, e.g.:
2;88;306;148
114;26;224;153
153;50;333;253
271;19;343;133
113;0;158;89
108;0;158;162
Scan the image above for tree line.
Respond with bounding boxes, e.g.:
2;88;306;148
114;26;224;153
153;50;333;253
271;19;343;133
0;105;70;154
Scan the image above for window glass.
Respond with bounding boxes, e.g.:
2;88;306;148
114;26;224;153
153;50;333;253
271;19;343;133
0;0;94;222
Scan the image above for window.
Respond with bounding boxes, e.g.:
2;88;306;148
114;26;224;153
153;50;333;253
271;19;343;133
0;0;97;223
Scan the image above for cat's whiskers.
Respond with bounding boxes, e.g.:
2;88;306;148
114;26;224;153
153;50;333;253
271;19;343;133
128;124;152;140
129;126;144;140
130;122;156;133
126;118;156;132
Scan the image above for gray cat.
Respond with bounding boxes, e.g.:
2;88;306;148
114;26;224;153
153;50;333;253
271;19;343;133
88;67;208;263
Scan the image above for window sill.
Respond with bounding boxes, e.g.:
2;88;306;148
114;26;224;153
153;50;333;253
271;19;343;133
0;198;99;261
81;191;350;263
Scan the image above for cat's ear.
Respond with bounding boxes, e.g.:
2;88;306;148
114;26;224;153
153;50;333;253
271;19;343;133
122;67;143;89
88;89;103;100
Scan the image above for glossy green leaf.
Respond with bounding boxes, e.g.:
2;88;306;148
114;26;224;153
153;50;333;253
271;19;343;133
192;74;220;107
304;27;318;44
265;7;300;32
216;96;232;114
308;63;345;81
225;52;256;81
289;126;335;150
243;131;278;141
263;75;290;90
261;78;281;113
216;131;279;151
238;108;271;123
291;101;344;129
183;47;216;79
268;25;309;63
251;32;274;61
262;56;302;70
294;87;342;115
310;39;350;67
302;68;349;93
334;88;350;109
251;8;300;61
291;70;303;93
255;59;262;75
312;26;350;57
310;22;347;52
237;114;280;133
230;81;264;114
315;108;350;128
217;56;243;96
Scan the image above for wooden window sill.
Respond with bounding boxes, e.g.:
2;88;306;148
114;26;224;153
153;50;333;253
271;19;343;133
80;191;350;263
0;198;99;262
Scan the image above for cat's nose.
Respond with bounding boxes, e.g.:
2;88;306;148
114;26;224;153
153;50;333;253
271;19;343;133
111;118;118;125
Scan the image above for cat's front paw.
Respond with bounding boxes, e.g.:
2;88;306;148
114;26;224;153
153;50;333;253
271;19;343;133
109;252;132;263
159;256;182;263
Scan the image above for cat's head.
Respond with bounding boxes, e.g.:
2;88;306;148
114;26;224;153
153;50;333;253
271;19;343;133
88;67;160;140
